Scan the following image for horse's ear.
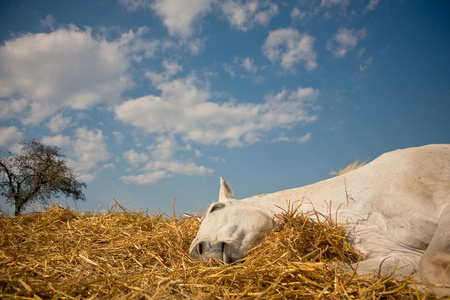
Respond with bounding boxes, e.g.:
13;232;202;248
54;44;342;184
219;177;234;201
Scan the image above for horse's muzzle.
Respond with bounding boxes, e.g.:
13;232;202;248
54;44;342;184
189;241;235;263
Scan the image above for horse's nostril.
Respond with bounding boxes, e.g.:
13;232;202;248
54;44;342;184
221;242;231;263
197;242;204;255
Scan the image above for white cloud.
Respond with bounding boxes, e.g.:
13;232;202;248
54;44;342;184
120;0;279;36
291;7;306;21
119;2;206;53
72;128;112;171
123;149;149;166
148;136;179;161
254;3;278;26
119;0;151;11
115;75;319;148
113;131;124;144
297;132;312;143
146;59;183;85
118;27;160;61
41;134;72;149
40;14;56;28
145;158;213;176
224;56;265;83
366;0;381;11
0;126;25;153
47;113;72;133
320;0;349;9
146;136;213;176
359;56;374;72
0;98;28;121
186;38;207;55
121;136;213;185
120;170;171;185
263;28;317;71
223;63;236;77
277;132;311;143
241;57;258;73
220;0;279;31
327;27;367;58
42;128;112;182
194;149;203;157
151;0;212;38
209;156;225;163
0;26;132;125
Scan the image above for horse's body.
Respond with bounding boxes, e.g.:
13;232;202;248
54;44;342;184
189;144;450;296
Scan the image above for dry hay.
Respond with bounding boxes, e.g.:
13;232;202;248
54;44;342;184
0;203;436;299
330;160;368;176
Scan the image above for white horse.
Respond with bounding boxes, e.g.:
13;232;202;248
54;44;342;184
189;144;450;296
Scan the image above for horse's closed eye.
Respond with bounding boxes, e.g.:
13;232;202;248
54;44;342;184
210;203;225;213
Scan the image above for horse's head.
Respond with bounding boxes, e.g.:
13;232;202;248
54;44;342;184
189;177;274;263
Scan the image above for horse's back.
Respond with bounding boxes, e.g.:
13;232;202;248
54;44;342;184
345;144;450;210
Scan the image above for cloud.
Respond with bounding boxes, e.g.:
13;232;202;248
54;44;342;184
0;126;25;153
320;0;349;9
115;75;319;148
223;56;265;83
194;149;203;157
47;113;72;133
122;0;278;37
124;149;149;166
359;56;374;72
151;0;212;38
119;0;207;53
263;28;317;71
241;57;259;73
220;0;279;31
41;134;72;149
42;128;112;182
291;7;306;22
327;27;367;58
113;131;125;144
146;59;183;85
298;132;312;143
120;136;213;185
40;14;56;28
0;25;132;125
118;27;160;60
119;0;151;11
366;0;381;11
223;63;236;77
145;158;213;177
120;170;171;185
276;132;312;143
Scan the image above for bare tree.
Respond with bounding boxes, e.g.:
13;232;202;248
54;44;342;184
0;139;86;216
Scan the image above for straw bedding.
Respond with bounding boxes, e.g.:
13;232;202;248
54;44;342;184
0;204;436;299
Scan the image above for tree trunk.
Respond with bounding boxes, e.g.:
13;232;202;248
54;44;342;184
14;198;23;216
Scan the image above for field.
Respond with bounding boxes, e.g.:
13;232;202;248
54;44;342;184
0;204;436;299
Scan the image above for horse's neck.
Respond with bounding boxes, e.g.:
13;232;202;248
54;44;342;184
240;175;353;219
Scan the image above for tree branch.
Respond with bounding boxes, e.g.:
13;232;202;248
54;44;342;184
0;160;16;196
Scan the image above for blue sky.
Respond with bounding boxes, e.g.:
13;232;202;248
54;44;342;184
1;0;449;215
